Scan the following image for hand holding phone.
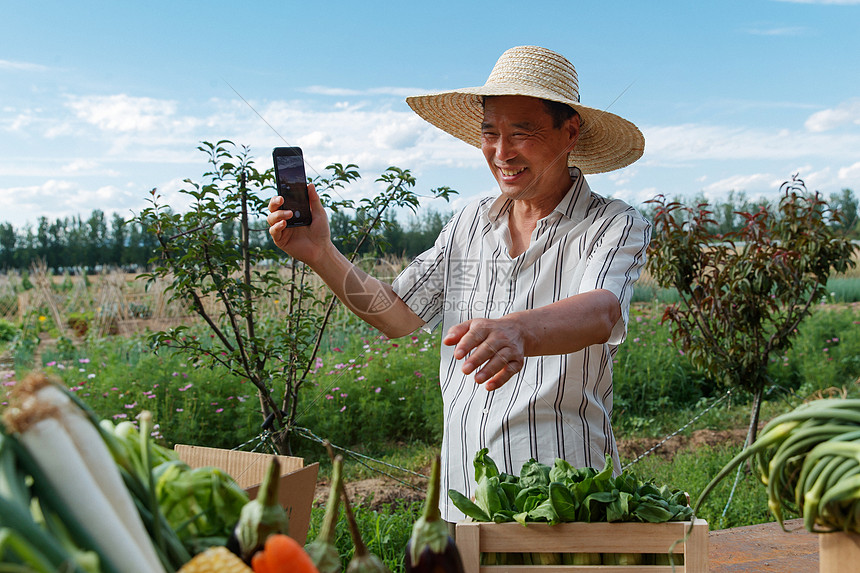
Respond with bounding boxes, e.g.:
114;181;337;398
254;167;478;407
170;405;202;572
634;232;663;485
272;147;312;227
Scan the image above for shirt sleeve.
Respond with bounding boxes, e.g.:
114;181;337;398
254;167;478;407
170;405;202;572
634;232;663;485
577;205;652;344
390;213;455;332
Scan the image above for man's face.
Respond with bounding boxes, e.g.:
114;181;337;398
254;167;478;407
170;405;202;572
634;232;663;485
481;95;579;202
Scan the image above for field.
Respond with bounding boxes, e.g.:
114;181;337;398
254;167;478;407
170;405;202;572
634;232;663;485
2;267;860;572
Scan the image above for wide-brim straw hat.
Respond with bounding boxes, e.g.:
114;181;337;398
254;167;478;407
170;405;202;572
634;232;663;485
406;46;644;174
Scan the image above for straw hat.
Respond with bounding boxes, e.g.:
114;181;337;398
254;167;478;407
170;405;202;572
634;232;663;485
406;46;644;174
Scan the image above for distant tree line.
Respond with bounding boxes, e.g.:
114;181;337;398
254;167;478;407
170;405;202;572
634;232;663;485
640;187;858;238
0;207;453;273
2;186;854;274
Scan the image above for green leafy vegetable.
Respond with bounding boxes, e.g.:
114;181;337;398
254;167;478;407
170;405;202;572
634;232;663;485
450;451;693;526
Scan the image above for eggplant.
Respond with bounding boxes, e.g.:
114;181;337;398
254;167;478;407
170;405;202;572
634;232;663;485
405;455;465;573
227;456;289;563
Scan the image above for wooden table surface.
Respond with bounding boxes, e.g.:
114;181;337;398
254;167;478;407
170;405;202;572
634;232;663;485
709;519;819;572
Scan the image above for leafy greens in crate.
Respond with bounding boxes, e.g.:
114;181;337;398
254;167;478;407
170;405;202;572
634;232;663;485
449;448;693;524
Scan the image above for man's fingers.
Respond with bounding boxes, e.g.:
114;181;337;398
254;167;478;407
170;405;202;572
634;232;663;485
268;195;284;213
443;320;472;347
473;349;521;384
461;342;497;374
454;327;489;360
483;361;522;391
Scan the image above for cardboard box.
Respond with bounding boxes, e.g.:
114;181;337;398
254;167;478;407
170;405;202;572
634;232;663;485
456;519;709;572
820;531;860;573
175;444;319;546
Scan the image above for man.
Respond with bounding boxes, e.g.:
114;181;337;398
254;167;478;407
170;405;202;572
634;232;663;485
267;46;651;522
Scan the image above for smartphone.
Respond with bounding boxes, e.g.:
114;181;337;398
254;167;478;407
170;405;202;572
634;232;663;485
272;146;312;227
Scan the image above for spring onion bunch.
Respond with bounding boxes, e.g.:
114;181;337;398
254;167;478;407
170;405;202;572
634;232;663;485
695;397;860;534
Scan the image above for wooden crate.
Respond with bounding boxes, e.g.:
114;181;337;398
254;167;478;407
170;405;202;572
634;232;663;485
456;519;709;573
819;531;860;573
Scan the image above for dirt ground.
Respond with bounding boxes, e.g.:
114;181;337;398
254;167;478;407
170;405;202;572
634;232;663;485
313;428;750;511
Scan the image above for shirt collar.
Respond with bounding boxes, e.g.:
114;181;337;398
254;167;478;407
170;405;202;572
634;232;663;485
487;166;590;223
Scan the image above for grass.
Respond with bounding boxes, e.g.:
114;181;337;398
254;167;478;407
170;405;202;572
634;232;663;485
4;300;860;571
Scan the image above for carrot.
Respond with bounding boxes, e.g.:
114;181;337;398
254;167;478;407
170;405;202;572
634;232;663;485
250;550;270;573
251;534;320;573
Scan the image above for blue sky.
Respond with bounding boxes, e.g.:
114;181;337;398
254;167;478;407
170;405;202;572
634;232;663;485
2;0;859;229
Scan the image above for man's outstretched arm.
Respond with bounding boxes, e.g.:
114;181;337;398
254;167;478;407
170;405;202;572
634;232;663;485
267;185;425;339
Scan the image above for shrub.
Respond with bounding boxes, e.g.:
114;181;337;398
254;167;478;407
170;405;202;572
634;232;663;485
0;318;18;343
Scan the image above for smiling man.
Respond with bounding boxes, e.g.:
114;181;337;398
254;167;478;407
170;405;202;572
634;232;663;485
268;45;651;523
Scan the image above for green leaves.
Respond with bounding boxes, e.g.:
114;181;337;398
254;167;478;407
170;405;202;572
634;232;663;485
646;176;859;443
135;141;457;454
449;451;693;525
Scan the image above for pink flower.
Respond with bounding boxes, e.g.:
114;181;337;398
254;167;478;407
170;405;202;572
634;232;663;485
215;408;224;413
339;406;347;412
375;387;382;393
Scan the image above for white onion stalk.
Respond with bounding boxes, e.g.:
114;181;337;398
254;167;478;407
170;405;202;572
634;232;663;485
5;375;165;573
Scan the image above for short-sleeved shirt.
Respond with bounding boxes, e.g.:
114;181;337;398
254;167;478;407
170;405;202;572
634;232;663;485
391;168;651;521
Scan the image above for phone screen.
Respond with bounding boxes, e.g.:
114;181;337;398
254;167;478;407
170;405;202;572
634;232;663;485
273;148;311;226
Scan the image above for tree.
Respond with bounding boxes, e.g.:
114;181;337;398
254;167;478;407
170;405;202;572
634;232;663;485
0;223;16;270
86;210;108;270
137;141;455;455
646;175;858;445
110;213;127;267
829;188;858;236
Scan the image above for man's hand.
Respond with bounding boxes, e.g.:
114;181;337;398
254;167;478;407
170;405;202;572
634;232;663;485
267;183;331;264
443;317;525;391
441;290;622;391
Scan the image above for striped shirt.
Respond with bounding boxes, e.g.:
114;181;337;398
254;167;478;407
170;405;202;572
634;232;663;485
391;168;651;521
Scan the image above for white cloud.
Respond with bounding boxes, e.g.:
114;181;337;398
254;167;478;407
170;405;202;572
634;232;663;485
370;116;424;150
66;94;182;132
701;173;775;198
61;159;100;173
805;98;860;132
302;86;428;98
0;179;76;217
644;122;860;162
744;26;807;36
0;59;49;72
838;161;860;181
1;111;36;132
